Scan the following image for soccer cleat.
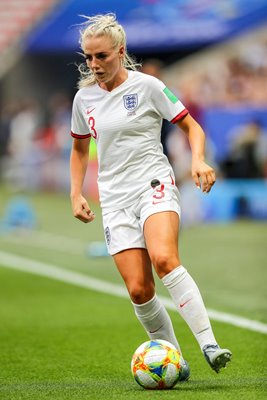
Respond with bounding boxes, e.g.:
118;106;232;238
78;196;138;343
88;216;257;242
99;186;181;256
202;344;232;373
178;358;190;382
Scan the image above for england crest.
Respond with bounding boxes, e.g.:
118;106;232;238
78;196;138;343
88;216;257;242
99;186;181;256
123;93;138;111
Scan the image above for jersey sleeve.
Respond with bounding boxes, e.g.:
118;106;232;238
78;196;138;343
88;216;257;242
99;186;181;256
71;91;91;138
148;77;188;124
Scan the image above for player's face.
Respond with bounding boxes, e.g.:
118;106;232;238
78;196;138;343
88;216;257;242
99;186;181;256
83;35;125;88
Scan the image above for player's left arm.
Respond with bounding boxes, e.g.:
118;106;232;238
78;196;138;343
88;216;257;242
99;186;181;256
176;113;216;193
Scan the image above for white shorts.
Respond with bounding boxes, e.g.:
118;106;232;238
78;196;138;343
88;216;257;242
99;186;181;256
102;180;181;255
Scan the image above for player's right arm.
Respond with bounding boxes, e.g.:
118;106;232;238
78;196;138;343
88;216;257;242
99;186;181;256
70;137;95;223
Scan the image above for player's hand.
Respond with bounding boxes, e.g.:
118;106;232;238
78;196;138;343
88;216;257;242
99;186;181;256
191;159;216;193
71;194;95;223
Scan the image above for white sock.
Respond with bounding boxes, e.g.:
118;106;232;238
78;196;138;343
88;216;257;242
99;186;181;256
162;265;217;350
132;294;182;355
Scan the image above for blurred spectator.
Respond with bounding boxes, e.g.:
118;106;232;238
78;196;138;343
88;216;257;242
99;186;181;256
8;99;41;161
0;100;19;179
221;120;267;179
45;91;72;190
3;99;43;190
47;91;72;157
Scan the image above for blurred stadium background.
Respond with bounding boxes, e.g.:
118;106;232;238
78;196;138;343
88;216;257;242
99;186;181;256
0;1;267;399
0;0;267;221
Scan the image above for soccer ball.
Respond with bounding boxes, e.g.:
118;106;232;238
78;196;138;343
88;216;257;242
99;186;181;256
131;339;182;390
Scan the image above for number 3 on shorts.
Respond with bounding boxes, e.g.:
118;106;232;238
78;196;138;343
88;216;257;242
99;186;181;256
153;184;165;200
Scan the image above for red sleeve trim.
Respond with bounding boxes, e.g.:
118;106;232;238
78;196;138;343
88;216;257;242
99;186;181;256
71;131;91;139
171;109;189;124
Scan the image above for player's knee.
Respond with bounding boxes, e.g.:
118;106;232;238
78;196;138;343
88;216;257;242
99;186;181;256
151;253;179;277
129;283;155;304
151;252;169;270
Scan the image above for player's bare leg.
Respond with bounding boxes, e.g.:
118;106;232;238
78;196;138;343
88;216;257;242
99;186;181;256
113;248;154;304
113;249;183;350
113;247;189;381
144;211;232;373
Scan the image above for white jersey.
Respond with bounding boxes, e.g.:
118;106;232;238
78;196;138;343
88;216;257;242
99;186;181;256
71;70;188;214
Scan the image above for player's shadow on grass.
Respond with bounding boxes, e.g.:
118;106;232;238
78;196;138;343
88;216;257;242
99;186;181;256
173;380;230;391
132;381;227;393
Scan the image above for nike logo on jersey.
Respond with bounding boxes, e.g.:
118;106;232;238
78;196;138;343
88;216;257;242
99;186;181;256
86;107;95;115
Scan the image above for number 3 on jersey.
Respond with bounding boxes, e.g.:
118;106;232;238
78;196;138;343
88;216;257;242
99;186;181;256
88;116;97;139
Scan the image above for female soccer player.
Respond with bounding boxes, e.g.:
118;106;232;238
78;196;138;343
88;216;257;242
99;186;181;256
70;14;232;379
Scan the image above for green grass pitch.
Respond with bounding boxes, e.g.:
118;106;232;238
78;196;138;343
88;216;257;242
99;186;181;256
0;189;266;399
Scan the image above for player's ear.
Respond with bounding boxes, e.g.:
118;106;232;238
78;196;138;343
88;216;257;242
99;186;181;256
118;45;125;59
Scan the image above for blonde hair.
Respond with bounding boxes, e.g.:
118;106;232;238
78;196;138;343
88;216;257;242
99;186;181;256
78;13;140;88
